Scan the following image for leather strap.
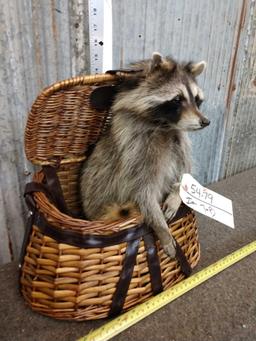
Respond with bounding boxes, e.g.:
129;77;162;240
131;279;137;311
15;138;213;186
24;167;69;215
23;189;193;265
143;232;163;295
30;205;192;247
25;182;53;203
106;69;144;75
42;166;69;214
108;238;140;317
33;210;150;248
19;209;35;269
175;239;192;277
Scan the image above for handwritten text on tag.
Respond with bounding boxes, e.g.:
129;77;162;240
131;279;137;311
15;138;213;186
180;174;235;229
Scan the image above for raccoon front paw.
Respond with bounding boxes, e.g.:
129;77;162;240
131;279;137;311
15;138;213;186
163;206;178;222
163;193;181;222
163;240;176;258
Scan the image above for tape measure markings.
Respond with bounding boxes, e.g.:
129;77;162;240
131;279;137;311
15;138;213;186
78;240;256;341
88;0;104;74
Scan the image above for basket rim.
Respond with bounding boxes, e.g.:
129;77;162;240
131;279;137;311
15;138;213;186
39;73;119;98
31;171;193;234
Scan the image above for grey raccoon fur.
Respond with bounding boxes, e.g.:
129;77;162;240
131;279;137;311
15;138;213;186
80;52;210;258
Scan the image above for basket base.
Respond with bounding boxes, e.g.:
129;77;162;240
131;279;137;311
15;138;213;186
20;210;200;320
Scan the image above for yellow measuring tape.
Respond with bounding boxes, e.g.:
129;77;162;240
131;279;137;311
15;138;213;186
78;240;256;341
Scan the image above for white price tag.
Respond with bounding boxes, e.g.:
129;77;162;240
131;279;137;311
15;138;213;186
180;174;235;229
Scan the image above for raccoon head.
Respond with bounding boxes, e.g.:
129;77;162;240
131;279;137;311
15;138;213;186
111;52;210;131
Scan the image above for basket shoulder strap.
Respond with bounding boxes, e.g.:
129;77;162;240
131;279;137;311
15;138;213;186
143;232;163;295
108;238;140;317
42;165;69;214
24;166;69;215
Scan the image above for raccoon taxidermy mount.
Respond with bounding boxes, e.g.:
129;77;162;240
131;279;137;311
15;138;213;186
80;52;210;258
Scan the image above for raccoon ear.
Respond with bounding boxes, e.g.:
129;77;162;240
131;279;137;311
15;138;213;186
150;52;164;72
89;85;118;111
189;61;207;77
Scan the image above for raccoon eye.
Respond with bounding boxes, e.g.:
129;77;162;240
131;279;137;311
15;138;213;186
173;95;181;102
195;95;203;108
171;95;182;105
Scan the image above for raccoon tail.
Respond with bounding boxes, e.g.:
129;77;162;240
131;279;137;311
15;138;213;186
99;202;141;223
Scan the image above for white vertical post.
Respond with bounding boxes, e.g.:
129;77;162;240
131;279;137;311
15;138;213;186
102;0;112;72
88;0;112;74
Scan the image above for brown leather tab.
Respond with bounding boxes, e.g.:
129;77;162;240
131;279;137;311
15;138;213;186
25;166;69;214
108;238;140;317
25;182;52;202
106;69;144;75
174;239;192;277
143;231;163;295
89;85;118;111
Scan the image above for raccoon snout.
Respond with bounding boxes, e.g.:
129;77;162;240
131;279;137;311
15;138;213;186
200;117;210;127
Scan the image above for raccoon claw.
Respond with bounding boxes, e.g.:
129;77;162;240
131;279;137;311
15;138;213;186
163;240;176;258
163;193;181;222
163;206;177;222
163;203;177;221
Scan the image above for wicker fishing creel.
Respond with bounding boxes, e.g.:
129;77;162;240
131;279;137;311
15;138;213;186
20;73;200;320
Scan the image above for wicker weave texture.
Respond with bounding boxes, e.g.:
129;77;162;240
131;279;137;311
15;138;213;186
21;208;199;320
25;74;117;166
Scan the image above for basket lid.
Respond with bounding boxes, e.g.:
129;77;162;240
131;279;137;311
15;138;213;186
24;73;120;166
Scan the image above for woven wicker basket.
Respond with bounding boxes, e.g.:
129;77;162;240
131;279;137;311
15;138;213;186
20;73;200;320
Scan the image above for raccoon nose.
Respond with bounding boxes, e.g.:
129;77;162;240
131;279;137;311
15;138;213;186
200;117;210;127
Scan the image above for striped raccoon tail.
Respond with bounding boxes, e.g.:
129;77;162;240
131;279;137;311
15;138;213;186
99;202;141;223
